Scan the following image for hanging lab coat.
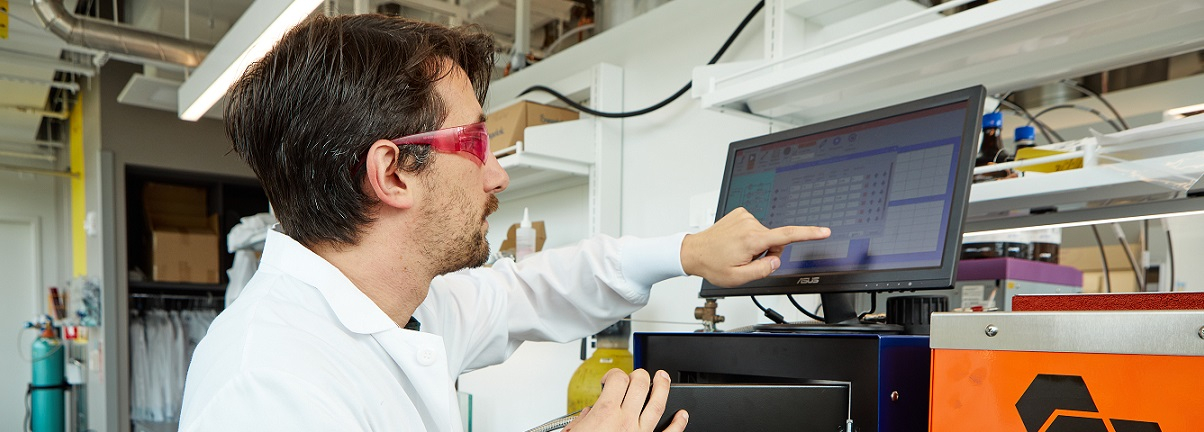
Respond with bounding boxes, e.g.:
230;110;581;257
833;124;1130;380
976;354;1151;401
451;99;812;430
179;228;686;431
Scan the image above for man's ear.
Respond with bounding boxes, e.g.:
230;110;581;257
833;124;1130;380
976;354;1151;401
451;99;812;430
365;139;417;210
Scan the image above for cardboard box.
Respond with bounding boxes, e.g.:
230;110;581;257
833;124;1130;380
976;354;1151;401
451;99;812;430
144;183;220;284
486;101;579;155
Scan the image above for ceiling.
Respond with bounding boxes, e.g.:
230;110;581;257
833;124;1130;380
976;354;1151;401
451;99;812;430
0;0;587;172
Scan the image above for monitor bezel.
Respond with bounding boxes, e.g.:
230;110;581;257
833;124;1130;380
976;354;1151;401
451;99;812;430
699;86;986;298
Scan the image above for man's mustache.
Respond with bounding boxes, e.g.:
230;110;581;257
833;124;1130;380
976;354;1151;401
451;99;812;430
484;195;499;219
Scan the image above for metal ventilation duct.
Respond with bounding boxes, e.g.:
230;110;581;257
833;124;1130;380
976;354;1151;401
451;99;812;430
33;0;212;67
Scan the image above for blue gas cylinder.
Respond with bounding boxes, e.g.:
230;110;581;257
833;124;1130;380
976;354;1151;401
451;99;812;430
31;328;65;432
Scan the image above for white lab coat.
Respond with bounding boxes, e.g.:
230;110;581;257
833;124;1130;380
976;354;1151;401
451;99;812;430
179;228;686;431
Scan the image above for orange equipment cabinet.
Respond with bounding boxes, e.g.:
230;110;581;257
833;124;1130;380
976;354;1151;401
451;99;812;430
929;311;1204;432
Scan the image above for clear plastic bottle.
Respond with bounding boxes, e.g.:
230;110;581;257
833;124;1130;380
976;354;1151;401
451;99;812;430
515;208;536;261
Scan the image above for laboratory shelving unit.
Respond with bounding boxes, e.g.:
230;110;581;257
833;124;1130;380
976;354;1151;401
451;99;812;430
691;0;1204;231
693;0;1204;127
489;63;624;236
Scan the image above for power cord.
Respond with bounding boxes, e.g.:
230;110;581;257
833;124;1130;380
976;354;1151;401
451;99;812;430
1166;220;1176;291
750;296;787;324
997;99;1063;143
787;295;824;322
1091;225;1113;293
857;292;878;322
1030;104;1124;133
1060;80;1130;130
518;0;766;118
25;387;32;432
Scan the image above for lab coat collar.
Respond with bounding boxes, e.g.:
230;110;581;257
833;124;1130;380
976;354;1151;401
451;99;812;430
260;228;400;335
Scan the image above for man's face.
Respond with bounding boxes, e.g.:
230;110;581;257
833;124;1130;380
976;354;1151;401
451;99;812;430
415;65;509;275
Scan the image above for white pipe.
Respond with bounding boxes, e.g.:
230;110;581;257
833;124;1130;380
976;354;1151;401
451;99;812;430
545;23;595;55
512;0;530;71
0;139;66;149
0;105;70;119
0;150;57;162
0;48;97;76
0;164;76;178
0;74;81;92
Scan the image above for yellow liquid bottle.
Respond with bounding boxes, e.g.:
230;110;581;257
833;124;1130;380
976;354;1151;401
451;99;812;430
566;320;632;414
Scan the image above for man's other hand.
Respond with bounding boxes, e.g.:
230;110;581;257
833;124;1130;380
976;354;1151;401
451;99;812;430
564;369;687;432
681;207;831;287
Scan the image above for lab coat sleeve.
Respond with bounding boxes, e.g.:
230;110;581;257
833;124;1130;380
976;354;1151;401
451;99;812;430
421;233;687;374
179;368;364;432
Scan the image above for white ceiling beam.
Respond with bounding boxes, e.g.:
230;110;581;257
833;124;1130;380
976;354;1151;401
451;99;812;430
0;48;97;76
0;73;80;92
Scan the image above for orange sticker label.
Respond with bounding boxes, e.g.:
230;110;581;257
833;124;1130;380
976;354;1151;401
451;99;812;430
930;349;1204;432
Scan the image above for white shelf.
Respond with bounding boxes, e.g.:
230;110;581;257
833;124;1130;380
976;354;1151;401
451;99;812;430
489;64;624;236
965;116;1204;232
693;0;1204;126
497;149;591;201
495;115;596;201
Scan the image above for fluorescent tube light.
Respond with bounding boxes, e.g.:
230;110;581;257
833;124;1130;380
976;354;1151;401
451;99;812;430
963;196;1204;236
178;0;322;121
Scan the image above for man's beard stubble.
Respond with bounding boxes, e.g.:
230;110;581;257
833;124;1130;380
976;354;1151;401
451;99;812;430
425;193;498;276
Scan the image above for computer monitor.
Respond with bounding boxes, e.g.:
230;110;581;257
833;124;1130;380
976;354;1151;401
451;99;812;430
699;86;985;326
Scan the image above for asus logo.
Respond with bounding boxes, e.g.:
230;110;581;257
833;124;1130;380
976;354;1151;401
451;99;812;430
796;277;820;284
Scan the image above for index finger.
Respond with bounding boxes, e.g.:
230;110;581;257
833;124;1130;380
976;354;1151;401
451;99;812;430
593;369;630;412
758;225;831;250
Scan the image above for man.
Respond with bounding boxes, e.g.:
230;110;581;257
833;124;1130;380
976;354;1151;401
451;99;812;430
179;14;830;432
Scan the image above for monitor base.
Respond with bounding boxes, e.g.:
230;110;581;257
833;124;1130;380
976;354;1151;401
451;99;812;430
753;322;904;334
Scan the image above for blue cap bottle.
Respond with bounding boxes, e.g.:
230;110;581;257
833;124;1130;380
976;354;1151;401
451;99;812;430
982;112;1003;129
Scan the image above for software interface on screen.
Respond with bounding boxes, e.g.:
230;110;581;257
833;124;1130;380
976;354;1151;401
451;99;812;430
725;101;970;275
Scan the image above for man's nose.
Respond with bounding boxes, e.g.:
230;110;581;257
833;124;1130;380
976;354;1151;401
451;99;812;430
483;152;509;193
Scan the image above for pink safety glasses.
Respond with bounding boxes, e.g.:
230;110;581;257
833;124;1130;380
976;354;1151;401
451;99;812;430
353;122;489;175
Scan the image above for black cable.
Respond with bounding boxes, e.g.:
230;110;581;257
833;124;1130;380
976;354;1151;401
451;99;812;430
992;92;1013;113
1060;80;1130;130
857;292;877;322
750;296;787;324
518;0;766;118
25;387;32;432
1091;225;1112;293
787;295;825;322
997;99;1063;143
1166;222;1176;292
1030;104;1124;133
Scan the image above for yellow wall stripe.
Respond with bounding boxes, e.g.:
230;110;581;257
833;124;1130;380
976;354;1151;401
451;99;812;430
71;95;86;276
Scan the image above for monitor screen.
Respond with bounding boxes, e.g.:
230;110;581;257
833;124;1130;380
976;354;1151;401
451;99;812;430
700;86;984;299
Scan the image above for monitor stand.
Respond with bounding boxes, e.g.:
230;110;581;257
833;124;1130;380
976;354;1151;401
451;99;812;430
754;292;903;334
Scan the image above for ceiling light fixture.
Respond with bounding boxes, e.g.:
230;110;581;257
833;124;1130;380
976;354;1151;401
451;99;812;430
178;0;323;121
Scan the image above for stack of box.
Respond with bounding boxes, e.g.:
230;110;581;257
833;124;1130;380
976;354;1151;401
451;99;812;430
143;183;220;284
485;101;579;156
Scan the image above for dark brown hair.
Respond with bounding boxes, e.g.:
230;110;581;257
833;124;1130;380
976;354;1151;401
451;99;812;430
226;14;494;247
